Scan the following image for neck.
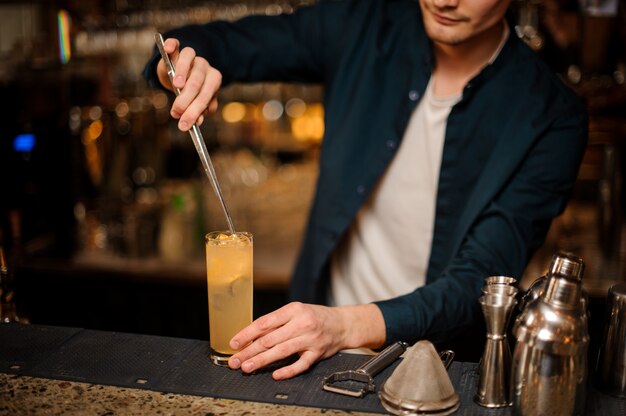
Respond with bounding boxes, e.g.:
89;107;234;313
432;20;505;97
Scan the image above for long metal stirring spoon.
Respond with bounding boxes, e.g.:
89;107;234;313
154;33;236;235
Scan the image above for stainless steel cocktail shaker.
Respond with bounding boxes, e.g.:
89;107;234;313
511;253;589;416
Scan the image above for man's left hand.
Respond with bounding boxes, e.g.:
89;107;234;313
227;302;386;380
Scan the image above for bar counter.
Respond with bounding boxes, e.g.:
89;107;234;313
1;323;624;415
0;373;369;416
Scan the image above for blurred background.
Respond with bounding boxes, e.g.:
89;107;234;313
0;0;625;343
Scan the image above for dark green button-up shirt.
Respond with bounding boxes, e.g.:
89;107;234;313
145;0;587;346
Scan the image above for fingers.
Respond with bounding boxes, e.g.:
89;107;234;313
273;351;318;380
230;303;297;351
233;335;305;374
230;319;303;371
163;37;180;55
227;302;341;380
208;96;219;113
169;48;222;131
156;38;180;91
224;303;383;380
156;59;173;91
231;334;321;381
178;66;221;130
172;46;194;90
156;38;221;131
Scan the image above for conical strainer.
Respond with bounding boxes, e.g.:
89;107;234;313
379;340;459;415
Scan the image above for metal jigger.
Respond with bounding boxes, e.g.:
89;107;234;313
475;293;517;408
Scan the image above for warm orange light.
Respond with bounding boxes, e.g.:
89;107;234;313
253;103;265;122
222;102;247;123
85;142;102;185
309;115;324;142
291;117;309;141
87;120;103;142
290;113;324;143
307;103;324;118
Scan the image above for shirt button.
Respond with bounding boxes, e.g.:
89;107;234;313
386;140;397;149
356;185;366;195
408;90;420;101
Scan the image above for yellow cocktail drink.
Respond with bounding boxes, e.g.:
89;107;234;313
205;231;253;365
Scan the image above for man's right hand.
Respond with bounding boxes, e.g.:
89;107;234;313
157;37;223;132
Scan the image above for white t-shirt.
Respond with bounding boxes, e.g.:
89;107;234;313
328;23;509;306
329;78;461;305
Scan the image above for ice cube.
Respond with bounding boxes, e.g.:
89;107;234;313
229;275;247;296
211;292;227;311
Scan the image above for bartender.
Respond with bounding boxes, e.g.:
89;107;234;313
143;0;587;380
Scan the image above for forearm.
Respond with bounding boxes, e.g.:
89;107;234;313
142;3;348;89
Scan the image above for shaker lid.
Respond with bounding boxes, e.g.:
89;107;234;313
549;252;584;280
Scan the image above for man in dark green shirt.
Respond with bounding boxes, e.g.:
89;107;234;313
144;0;587;380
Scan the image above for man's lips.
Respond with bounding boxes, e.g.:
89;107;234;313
432;12;465;25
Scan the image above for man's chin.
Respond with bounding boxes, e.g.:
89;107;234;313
423;21;468;45
426;31;467;46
